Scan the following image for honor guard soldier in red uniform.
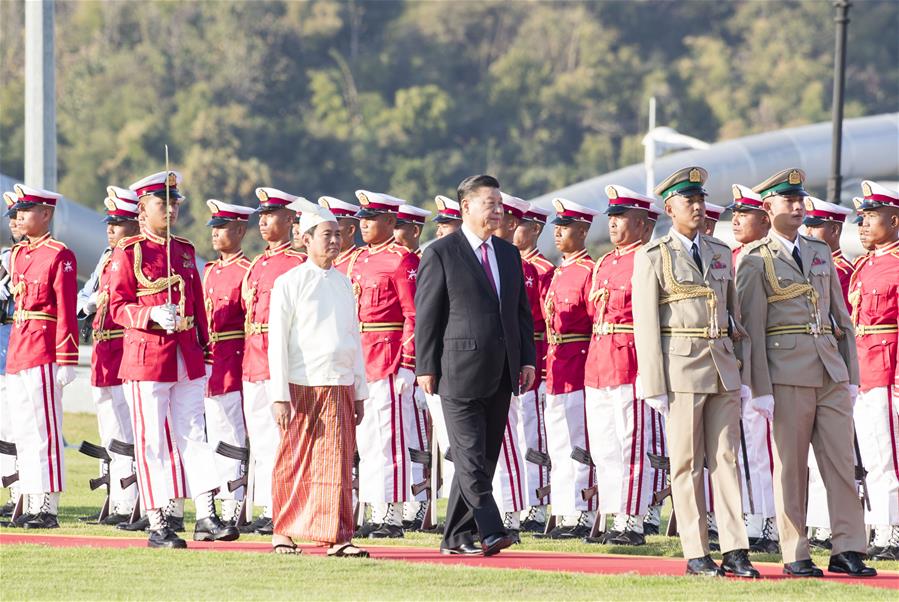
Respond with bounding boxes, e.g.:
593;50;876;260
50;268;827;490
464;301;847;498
487;192;536;538
393;203;433;528
849;180;899;561
433;195;463;239
584;185;659;546
108;170;238;548
541;198;599;538
513;203;553;531
726;183;779;553
348;190;419;538
76;186;141;525
701;202;726;236
202;200;254;525
242;187;307;533
318;196;362;274
5;184;77;529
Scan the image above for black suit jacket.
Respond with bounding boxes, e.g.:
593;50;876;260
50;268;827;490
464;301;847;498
414;228;536;399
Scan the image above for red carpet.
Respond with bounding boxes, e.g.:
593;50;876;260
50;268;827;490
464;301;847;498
2;532;896;590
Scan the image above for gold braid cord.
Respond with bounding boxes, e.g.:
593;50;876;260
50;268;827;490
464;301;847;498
657;243;720;338
543;268;561;344
133;243;187;327
759;245;821;332
846;253;870;327
9;245;25;305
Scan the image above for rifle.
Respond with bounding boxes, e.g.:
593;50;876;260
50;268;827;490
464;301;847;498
78;440;112;523
108;439;142;524
647;452;677;536
216;441;251;527
738;420;756;514
571;447;598;502
853;430;871;512
0;440;19;488
526;448;552;500
409;446;435;530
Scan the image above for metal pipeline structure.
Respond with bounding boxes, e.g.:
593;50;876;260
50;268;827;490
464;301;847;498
530;113;899;255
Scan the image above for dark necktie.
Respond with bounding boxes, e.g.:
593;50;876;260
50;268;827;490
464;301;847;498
480;241;498;296
691;242;703;272
792;245;803;272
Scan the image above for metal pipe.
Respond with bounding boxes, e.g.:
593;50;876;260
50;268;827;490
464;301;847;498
828;0;852;204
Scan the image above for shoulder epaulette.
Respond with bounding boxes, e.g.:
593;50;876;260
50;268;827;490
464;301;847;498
596;250;616;266
284;249;307;259
117;234;145;249
45;237;68;252
388;243;410;256
237;257;252;268
171;235;194;247
743;237;769;253
800;234;829;249
532;256;555;269
574;256;595;271
643;236;666;251
703;234;730;250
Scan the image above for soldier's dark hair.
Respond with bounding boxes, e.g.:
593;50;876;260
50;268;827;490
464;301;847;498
457;175;500;203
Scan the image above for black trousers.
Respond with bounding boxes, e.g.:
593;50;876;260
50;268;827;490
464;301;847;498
440;364;513;548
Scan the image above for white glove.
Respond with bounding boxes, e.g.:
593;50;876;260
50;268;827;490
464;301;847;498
149;304;178;332
740;385;752;414
645;394;669;418
394;367;415;396
848;384;858;406
55;365;76;388
205;363;213;380
0;284;9;302
83;291;98;315
750;394;775;422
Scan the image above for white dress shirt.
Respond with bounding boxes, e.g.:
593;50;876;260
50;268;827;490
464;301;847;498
461;223;501;298
668;227;701;256
770;230;799;256
267;260;369;403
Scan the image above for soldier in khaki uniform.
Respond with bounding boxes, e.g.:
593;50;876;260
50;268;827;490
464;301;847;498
735;168;875;578
632;167;757;578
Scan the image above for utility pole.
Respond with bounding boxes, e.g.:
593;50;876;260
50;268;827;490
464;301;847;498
827;0;851;205
25;0;56;190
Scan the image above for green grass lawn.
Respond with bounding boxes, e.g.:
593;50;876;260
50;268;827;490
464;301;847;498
1;413;896;601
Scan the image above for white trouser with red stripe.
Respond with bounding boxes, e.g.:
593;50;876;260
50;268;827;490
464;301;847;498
423;391;454;497
5;363;65;495
492;394;526;514
545;389;594;516
737;405;777;518
92;384;138;510
204;390;246;501
356;374;413;505
0;373;18;492
518;381;549;507
406;385;430;502
854;386;899;526
242;380;278;510
646;407;668;504
585;384;651;516
124;352;218;512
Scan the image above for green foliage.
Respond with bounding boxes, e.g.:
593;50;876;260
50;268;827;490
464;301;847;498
1;0;895;257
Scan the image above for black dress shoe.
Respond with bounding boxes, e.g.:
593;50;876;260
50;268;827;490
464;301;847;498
828;551;877;577
254;517;274;536
117;515;150;531
0;500;15;518
23;512;59;529
355;522;380;537
783;559;823;577
685;555;725;576
507;529;521;545
194;516;240;542
368;523;404;538
721;549;760;578
440;541;481;556
238;515;271;534
809;537;832;551
148;527;187;549
583;530;621;545
7;513;35;528
78;511;102;523
100;513;131;526
481;532;514;557
748;537;780;554
608;530;646;546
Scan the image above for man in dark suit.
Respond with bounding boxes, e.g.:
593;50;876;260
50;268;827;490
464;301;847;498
415;175;536;556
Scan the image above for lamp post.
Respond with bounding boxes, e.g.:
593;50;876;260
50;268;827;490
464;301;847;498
642;97;710;196
827;0;851;205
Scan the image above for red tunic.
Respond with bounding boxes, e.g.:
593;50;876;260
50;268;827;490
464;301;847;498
333;247;360;276
542;249;594;395
346;237;418;381
832;249;854;312
6;233;79;374
203;252;251;396
108;230;209;382
241;241;306;382
91;250;126;386
848;240;899;392
584;242;641;389
732;245;743;268
523;248;555;384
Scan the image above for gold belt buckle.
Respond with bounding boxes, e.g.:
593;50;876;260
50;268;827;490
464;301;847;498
808;323;821;336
